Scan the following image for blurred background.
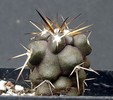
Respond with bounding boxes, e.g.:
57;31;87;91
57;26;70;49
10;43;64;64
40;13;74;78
0;0;113;70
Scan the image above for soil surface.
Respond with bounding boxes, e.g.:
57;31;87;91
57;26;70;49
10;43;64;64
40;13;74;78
0;68;113;96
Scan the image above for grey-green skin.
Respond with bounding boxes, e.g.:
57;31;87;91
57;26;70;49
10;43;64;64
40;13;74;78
78;69;87;84
35;32;50;41
28;41;47;66
82;57;90;69
38;48;61;81
29;67;41;87
78;69;87;96
65;35;74;45
58;45;83;75
27;32;92;96
29;49;61;82
35;82;52;96
66;87;80;96
54;76;72;90
73;34;92;56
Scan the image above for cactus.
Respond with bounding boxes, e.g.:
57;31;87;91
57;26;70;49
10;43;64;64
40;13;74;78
12;10;98;96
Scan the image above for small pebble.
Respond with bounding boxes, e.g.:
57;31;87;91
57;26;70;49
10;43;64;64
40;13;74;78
6;81;14;89
15;85;24;92
0;80;7;91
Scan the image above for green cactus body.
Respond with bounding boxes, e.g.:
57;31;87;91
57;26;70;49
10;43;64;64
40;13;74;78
14;10;97;96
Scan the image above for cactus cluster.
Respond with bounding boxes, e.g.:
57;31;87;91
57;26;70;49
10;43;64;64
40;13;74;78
12;10;98;96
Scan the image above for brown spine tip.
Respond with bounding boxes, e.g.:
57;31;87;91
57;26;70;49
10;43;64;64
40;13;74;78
35;9;54;33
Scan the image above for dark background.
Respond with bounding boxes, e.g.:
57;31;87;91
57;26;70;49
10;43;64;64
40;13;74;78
0;0;113;70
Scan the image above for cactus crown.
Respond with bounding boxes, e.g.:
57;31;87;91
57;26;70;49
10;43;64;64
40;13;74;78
30;10;92;46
